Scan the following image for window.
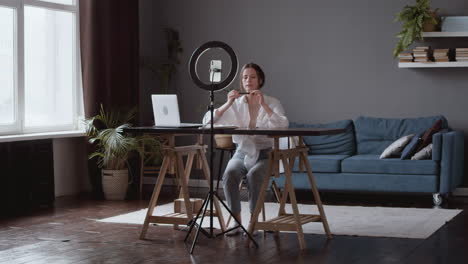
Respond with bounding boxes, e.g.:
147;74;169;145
0;6;15;128
0;0;83;135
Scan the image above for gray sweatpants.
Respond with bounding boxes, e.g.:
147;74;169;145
222;149;271;214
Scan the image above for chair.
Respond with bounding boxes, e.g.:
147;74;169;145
216;145;281;232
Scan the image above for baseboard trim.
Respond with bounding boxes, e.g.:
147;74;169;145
452;188;468;196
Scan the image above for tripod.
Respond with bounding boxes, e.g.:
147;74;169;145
184;89;259;254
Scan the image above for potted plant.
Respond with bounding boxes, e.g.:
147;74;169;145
85;105;160;200
393;0;440;57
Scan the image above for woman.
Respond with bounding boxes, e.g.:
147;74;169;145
203;63;289;235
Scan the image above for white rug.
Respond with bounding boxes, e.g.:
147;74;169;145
97;202;462;239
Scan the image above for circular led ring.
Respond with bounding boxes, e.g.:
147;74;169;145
189;41;238;91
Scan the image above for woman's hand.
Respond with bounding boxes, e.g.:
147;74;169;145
250;90;265;106
251;90;273;116
227;90;240;105
216;90;240;117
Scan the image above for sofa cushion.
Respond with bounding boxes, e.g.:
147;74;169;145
341;154;439;175
412;143;433;160
354;116;448;155
401;131;424;160
274;173;438;193
292;155;349;173
380;134;414;159
416;119;443;153
289;120;355;155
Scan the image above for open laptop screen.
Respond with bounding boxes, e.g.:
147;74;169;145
151;94;202;128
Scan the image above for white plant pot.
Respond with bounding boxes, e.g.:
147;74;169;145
102;169;129;200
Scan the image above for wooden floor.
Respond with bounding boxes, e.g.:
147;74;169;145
1;187;468;264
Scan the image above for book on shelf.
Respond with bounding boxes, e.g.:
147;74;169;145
399;59;414;63
455;48;468;52
414;58;431;62
433;49;449;58
398;52;413;59
434;50;449;60
398;52;412;57
434;59;450;62
414;46;430;50
413;53;429;58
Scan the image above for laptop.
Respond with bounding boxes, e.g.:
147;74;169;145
151;94;203;128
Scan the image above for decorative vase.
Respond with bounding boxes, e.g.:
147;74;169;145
423;11;439;32
214;134;234;149
102;169;129;200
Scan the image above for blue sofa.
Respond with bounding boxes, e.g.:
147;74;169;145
275;116;464;206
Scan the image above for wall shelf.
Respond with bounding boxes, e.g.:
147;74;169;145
398;61;468;68
397;32;468;68
421;32;468;37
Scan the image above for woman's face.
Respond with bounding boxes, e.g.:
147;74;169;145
242;67;261;92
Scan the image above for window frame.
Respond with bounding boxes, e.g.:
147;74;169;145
0;0;83;136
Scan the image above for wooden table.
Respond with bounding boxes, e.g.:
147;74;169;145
124;128;233;239
125;126;344;248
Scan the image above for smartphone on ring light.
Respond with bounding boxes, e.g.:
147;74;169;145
210;60;222;83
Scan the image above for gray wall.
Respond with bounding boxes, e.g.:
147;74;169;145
53;137;90;197
139;0;468;184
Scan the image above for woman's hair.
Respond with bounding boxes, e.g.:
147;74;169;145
239;63;265;91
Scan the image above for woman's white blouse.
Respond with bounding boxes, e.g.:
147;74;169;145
203;94;289;170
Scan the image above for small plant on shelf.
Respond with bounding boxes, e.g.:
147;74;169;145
393;0;440;57
140;28;183;94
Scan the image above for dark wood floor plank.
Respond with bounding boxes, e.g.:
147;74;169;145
0;189;467;264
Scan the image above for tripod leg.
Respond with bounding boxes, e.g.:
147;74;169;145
213;193;258;248
184;192;209;242
190;192;211;254
199;149;226;232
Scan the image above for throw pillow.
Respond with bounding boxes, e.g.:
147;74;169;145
379;134;414;159
416;119;443;153
411;143;433;160
401;131;424;160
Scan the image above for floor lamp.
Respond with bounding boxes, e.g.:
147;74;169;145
184;41;258;253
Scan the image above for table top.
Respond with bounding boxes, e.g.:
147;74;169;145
124;126;346;137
